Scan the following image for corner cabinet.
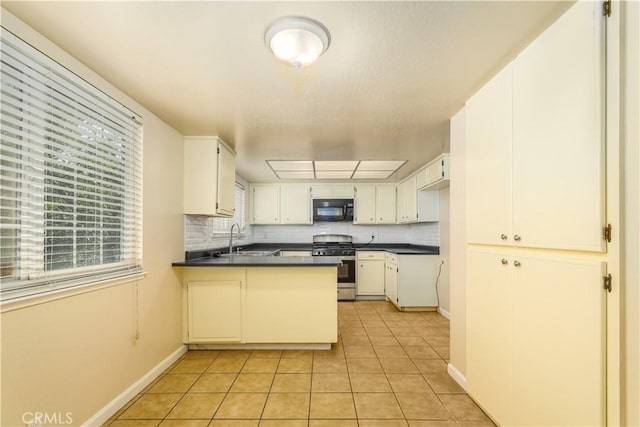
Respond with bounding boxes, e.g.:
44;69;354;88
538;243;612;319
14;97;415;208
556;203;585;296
385;253;440;310
416;154;450;190
183;136;236;216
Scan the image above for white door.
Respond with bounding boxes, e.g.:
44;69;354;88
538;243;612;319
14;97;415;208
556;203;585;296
354;185;376;224
465;65;513;246
512;0;605;252
512;252;606;426
251;185;280;224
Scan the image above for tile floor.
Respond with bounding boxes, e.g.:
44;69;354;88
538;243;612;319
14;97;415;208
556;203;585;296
105;300;495;427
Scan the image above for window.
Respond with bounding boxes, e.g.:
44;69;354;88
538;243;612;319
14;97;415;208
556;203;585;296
0;28;143;300
211;183;246;234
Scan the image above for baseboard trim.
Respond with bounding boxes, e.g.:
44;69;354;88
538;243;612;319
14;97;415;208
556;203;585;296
447;362;467;390
83;344;187;426
437;307;451;319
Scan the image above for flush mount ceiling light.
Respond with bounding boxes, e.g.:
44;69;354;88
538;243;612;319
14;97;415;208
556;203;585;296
265;16;330;69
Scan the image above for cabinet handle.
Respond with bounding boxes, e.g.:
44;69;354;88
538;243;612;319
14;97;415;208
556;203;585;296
514;260;521;267
500;234;508;240
514;235;521;242
501;258;508;265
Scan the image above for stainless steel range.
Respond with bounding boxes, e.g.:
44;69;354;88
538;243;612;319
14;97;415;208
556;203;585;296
312;234;356;301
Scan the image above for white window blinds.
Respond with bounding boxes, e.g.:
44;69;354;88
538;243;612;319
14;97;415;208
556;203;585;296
212;183;245;234
0;28;143;300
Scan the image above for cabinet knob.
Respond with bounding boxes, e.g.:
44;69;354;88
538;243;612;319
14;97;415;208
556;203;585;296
500;234;508;240
514;260;521;267
514;235;521;242
501;258;508;265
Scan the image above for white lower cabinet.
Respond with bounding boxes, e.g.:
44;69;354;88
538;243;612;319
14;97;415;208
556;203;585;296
184;268;245;343
356;251;386;295
384;253;439;309
467;246;606;426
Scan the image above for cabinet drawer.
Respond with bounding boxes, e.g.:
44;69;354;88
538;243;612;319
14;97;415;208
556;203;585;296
357;251;386;261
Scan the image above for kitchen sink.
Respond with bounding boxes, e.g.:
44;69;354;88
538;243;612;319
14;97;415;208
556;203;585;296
219;250;280;257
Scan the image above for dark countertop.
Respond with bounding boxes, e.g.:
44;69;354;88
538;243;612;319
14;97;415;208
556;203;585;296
173;243;439;267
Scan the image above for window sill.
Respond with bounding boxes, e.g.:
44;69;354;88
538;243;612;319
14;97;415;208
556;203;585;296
1;271;148;314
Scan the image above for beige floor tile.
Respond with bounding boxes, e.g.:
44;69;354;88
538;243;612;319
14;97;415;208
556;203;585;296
379;358;419;374
394;393;450;420
170;359;213;374
403;346;440;359
190;373;237;393
358;421;409;427
166;393;225;419
229;373;274;392
361;320;387;328
262;392;310;419
419;327;447;338
250;350;283;359
365;327;395;337
108;421;160;427
438;394;492;421
271;373;312;392
340;328;368;337
308;420;358;427
209;421;259;427
423;336;449;347
216;350;252;360
395;337;427;347
314;348;346;359
412;359;447;375
346;358;384;374
119;394;182;419
214;393;268;419
183;350;221;360
432;347;450;360
349;373;392;392
277;357;312;373
312;373;352;392
389;327;423;337
242;358;280;373
147;374;199;393
373;345;409;359
281;350;314;360
455;420;497;427
259;420;308;427
159;420;209;427
352;393;404;419
207;358;246;373
368;336;399;346
313;357;348;373
344;345;378;359
342;335;372;346
407;421;457;427
309;393;356;419
386;374;433;394
422;372;465;394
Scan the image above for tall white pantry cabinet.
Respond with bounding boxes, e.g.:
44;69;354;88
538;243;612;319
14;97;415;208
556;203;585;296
465;2;610;426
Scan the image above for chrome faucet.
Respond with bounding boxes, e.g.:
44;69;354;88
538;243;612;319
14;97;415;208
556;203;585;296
228;222;240;255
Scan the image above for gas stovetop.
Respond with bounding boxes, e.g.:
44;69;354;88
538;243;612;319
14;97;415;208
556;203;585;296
311;234;355;257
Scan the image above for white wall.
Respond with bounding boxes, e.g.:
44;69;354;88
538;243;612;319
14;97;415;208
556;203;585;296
0;10;185;426
448;108;467;379
622;1;640;424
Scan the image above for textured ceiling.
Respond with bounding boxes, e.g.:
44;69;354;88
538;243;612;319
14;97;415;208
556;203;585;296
1;1;573;182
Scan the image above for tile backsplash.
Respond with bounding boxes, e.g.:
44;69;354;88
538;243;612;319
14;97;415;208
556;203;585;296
184;215;253;251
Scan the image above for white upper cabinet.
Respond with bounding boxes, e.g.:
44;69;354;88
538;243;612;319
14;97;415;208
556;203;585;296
511;0;605;252
466;0;605;253
183;136;236;216
416;154;450;190
354;185;376;224
250;184;280;224
397;175;418;223
375;185;397;223
466;65;514;246
281;184;312;224
311;184;354;199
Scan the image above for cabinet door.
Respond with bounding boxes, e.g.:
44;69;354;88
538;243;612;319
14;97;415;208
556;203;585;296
384;263;398;304
466;65;513;246
357;260;385;295
354;185;376;224
187;280;242;342
216;142;236;216
512;253;606;426
512;1;604;252
311;185;333;199
376;185;396;223
404;176;418;222
251;185;280;224
332;185;355;199
396;180;406;223
281;185;311;224
467;247;514;426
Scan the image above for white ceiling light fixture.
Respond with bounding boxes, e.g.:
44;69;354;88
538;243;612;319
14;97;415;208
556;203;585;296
265;16;330;69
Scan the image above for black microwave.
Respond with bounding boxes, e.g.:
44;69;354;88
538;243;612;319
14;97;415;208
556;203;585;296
313;199;354;222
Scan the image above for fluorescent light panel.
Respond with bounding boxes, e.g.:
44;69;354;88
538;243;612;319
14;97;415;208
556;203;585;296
314;160;359;171
266;159;406;180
